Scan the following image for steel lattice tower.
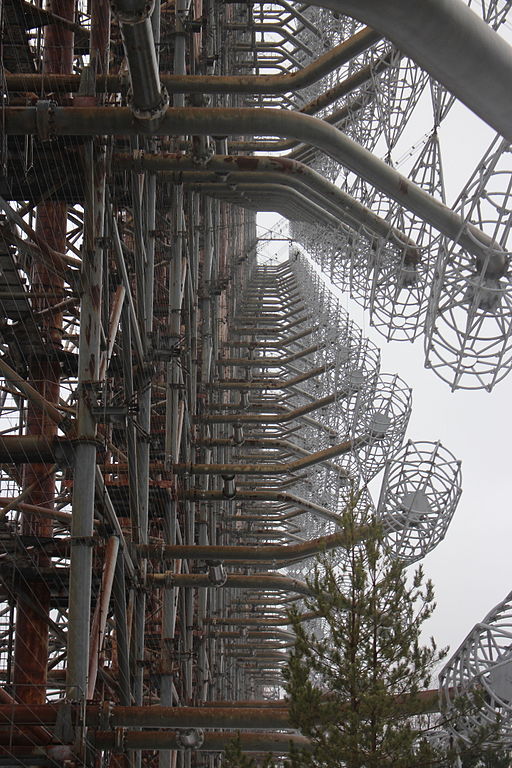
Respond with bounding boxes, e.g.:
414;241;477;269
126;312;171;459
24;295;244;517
0;0;510;765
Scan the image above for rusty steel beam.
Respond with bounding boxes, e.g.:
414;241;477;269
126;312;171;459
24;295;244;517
0;688;443;730
140;528;367;563
5;106;505;275
93;730;310;752
3;26;380;94
147;573;313;597
0;435;75;464
0;703;289;729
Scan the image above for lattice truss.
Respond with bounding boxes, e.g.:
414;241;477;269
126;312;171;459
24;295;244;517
440;590;512;747
263;1;512;391
0;0;510;763
207;253;464;705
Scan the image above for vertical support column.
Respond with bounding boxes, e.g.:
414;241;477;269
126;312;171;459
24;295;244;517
165;194;184;466
66;0;110;702
67;139;105;701
132;0;159;707
130;7;160;748
87;535;120;698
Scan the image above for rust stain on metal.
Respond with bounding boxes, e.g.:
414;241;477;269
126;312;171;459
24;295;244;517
91;283;101;309
233;156;259;171
273;156;298;174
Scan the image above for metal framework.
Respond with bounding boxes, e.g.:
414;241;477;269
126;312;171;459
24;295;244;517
440;590;512;746
0;0;510;764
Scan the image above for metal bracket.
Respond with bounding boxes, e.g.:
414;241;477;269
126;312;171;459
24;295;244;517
163;571;175;588
71;536;95;547
35;100;55;142
54;701;75;744
99;700;113;731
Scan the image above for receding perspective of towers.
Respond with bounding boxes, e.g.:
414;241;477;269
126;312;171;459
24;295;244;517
0;0;511;765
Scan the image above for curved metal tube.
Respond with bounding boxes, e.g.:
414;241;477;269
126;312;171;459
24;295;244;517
116;153;419;254
184;489;343;525
199;435;349;473
189;179;393;250
147;572;313;597
318;0;512;143
172;437;358;475
217;342;327;366
194;390;339;423
218;185;334;229
222;325;319;348
203;612;317;627
8;106;505;275
4;26;380;95
207;362;335;390
140;529;366;562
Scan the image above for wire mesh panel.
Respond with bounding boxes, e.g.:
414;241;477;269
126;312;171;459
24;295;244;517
440;591;512;745
378;441;462;563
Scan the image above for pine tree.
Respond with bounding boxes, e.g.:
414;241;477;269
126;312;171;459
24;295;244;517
458;742;510;768
223;734;276;768
282;503;448;768
455;727;511;768
221;505;507;768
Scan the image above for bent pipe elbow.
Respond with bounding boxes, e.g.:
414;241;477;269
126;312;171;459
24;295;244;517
111;0;154;23
8;106;507;276
113;6;168;119
311;0;512;145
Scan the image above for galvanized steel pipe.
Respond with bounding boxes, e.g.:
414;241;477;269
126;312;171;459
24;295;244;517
6;106;505;275
110;0;168;119
322;0;512;143
3;26;380;95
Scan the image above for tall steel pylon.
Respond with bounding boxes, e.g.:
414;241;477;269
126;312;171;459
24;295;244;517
0;0;510;765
